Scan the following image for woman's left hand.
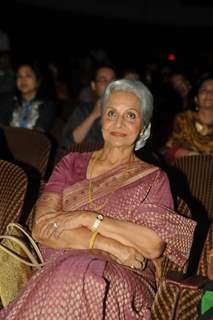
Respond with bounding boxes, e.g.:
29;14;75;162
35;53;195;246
36;211;86;239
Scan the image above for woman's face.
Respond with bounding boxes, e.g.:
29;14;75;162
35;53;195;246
16;65;39;97
196;80;213;111
102;90;142;149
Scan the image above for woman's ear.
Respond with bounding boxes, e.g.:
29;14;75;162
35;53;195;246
90;81;96;92
140;127;145;136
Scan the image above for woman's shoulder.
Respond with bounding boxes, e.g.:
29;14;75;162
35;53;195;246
58;151;92;171
135;158;165;180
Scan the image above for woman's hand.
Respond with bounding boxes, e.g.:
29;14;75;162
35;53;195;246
116;244;145;269
35;211;85;240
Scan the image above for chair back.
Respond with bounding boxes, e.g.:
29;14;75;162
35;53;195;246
198;223;213;277
174;154;213;220
3;127;52;178
151;197;195;319
55;142;103;165
0;160;28;234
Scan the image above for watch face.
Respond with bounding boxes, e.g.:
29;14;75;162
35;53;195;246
97;214;104;221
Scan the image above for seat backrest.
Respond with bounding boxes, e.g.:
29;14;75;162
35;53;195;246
0;160;28;234
197;222;213;277
55;142;103;165
174;154;213;220
3;127;52;178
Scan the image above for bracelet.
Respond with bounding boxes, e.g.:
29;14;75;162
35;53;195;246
91;214;104;232
89;231;98;249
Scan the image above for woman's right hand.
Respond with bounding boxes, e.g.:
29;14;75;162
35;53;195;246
116;245;145;269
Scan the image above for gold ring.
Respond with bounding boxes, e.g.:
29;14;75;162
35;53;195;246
53;222;58;229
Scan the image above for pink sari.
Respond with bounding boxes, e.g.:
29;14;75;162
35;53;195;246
0;152;196;320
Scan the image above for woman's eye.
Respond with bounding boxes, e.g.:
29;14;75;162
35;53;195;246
107;110;116;118
127;112;136;119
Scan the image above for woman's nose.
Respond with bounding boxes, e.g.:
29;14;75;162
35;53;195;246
115;115;123;128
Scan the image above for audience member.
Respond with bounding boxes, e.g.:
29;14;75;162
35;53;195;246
164;73;213;162
0;62;56;133
62;65;116;149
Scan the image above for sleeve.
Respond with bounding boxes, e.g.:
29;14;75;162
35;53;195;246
62;106;83;148
134;170;196;267
43;153;74;194
164;113;193;162
166;113;190;149
36;100;57;132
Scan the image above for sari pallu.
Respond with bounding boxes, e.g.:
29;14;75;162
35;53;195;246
0;152;196;320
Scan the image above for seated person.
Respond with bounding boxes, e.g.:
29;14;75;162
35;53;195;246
62;65;116;149
169;71;192;111
164;73;213;163
0;79;196;320
123;68;141;81
0;62;56;133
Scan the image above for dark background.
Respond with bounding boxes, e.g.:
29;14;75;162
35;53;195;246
1;0;213;79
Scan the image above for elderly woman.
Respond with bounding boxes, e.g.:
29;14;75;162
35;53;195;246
0;80;195;319
164;73;213;162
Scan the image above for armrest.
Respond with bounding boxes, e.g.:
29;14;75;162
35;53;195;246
152;271;206;319
166;271;209;290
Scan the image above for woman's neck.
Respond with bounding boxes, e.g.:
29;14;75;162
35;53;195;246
98;144;135;165
198;109;213;126
22;91;36;102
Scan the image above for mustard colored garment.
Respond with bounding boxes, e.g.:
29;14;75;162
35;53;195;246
166;111;213;154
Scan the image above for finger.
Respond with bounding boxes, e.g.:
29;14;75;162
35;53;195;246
133;261;142;269
40;220;59;238
39;222;54;238
36;212;59;225
136;255;145;263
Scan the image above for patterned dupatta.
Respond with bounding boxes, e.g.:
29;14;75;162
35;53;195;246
62;159;158;212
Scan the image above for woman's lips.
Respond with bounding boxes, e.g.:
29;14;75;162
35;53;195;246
110;131;127;137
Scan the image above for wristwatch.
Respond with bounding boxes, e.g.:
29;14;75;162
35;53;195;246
91;214;104;232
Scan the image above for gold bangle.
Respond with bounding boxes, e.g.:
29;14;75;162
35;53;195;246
89;231;98;249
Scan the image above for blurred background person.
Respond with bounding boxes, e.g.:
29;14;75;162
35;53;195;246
123;68;141;81
62;65;116;149
164;72;213;163
0;62;56;133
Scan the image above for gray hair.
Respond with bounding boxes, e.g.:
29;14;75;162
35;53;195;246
102;79;153;150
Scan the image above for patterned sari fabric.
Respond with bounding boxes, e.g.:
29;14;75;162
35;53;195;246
165;110;213;161
0;152;196;320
